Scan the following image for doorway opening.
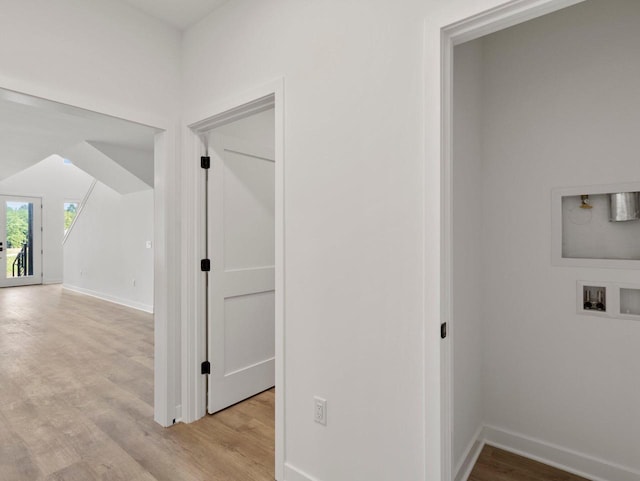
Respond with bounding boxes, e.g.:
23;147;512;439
185;83;285;480
442;1;640;480
0;86;172;426
205;107;276;414
0;195;42;287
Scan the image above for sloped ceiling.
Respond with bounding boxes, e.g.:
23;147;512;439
61;142;151;195
88;141;154;188
0;89;156;185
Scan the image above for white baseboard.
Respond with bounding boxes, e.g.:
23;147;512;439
63;284;154;313
454;425;485;481
284;463;320;481
43;279;62;285
481;425;640;481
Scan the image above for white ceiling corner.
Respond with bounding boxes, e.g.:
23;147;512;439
120;0;229;30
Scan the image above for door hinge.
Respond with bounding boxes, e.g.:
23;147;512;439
201;259;211;272
201;361;211;375
441;322;448;339
201;156;211;169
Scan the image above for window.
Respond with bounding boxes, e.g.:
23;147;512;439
64;202;79;233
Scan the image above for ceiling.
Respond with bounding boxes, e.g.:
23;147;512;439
0;88;157;183
120;0;228;30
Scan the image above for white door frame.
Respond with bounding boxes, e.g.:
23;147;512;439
433;0;587;479
181;78;285;480
0;85;179;428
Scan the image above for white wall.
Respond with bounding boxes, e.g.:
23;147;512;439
452;40;485;474
0;155;94;284
183;0;554;479
0;0;181;121
215;108;276;150
183;2;426;480
478;0;640;473
64;182;154;312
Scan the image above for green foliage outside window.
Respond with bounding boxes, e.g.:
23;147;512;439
64;202;78;232
6;204;29;248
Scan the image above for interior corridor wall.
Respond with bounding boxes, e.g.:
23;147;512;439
183;0;563;479
452;40;485;474
64;182;154;312
480;0;640;472
183;1;426;479
0;155;93;284
0;0;181;122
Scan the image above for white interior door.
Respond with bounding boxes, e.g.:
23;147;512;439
207;127;276;414
0;195;42;288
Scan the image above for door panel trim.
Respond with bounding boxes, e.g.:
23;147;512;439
183;78;285;481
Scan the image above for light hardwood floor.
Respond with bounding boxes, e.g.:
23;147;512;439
0;285;274;481
469;445;591;481
3;285;594;481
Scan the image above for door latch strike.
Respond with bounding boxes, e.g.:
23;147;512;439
441;322;447;339
201;361;211;375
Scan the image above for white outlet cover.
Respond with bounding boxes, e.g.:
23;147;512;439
314;397;327;426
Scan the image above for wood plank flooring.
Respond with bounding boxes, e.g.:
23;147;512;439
469;445;591;481
2;285;595;481
0;285;274;481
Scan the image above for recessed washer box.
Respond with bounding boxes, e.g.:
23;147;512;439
620;288;640;318
577;281;640;320
582;285;606;312
553;182;640;269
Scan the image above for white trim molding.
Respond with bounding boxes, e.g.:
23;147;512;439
0;81;170;132
63;284;153;313
153;126;182;428
454;425;640;481
442;0;586;47
481;425;640;481
284;463;321;481
454;425;485;481
181;78;286;480
433;1;589;479
179;120;207;425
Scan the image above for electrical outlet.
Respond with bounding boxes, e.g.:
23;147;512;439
314;396;327;426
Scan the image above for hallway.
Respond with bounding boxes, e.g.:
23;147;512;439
0;285;274;481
